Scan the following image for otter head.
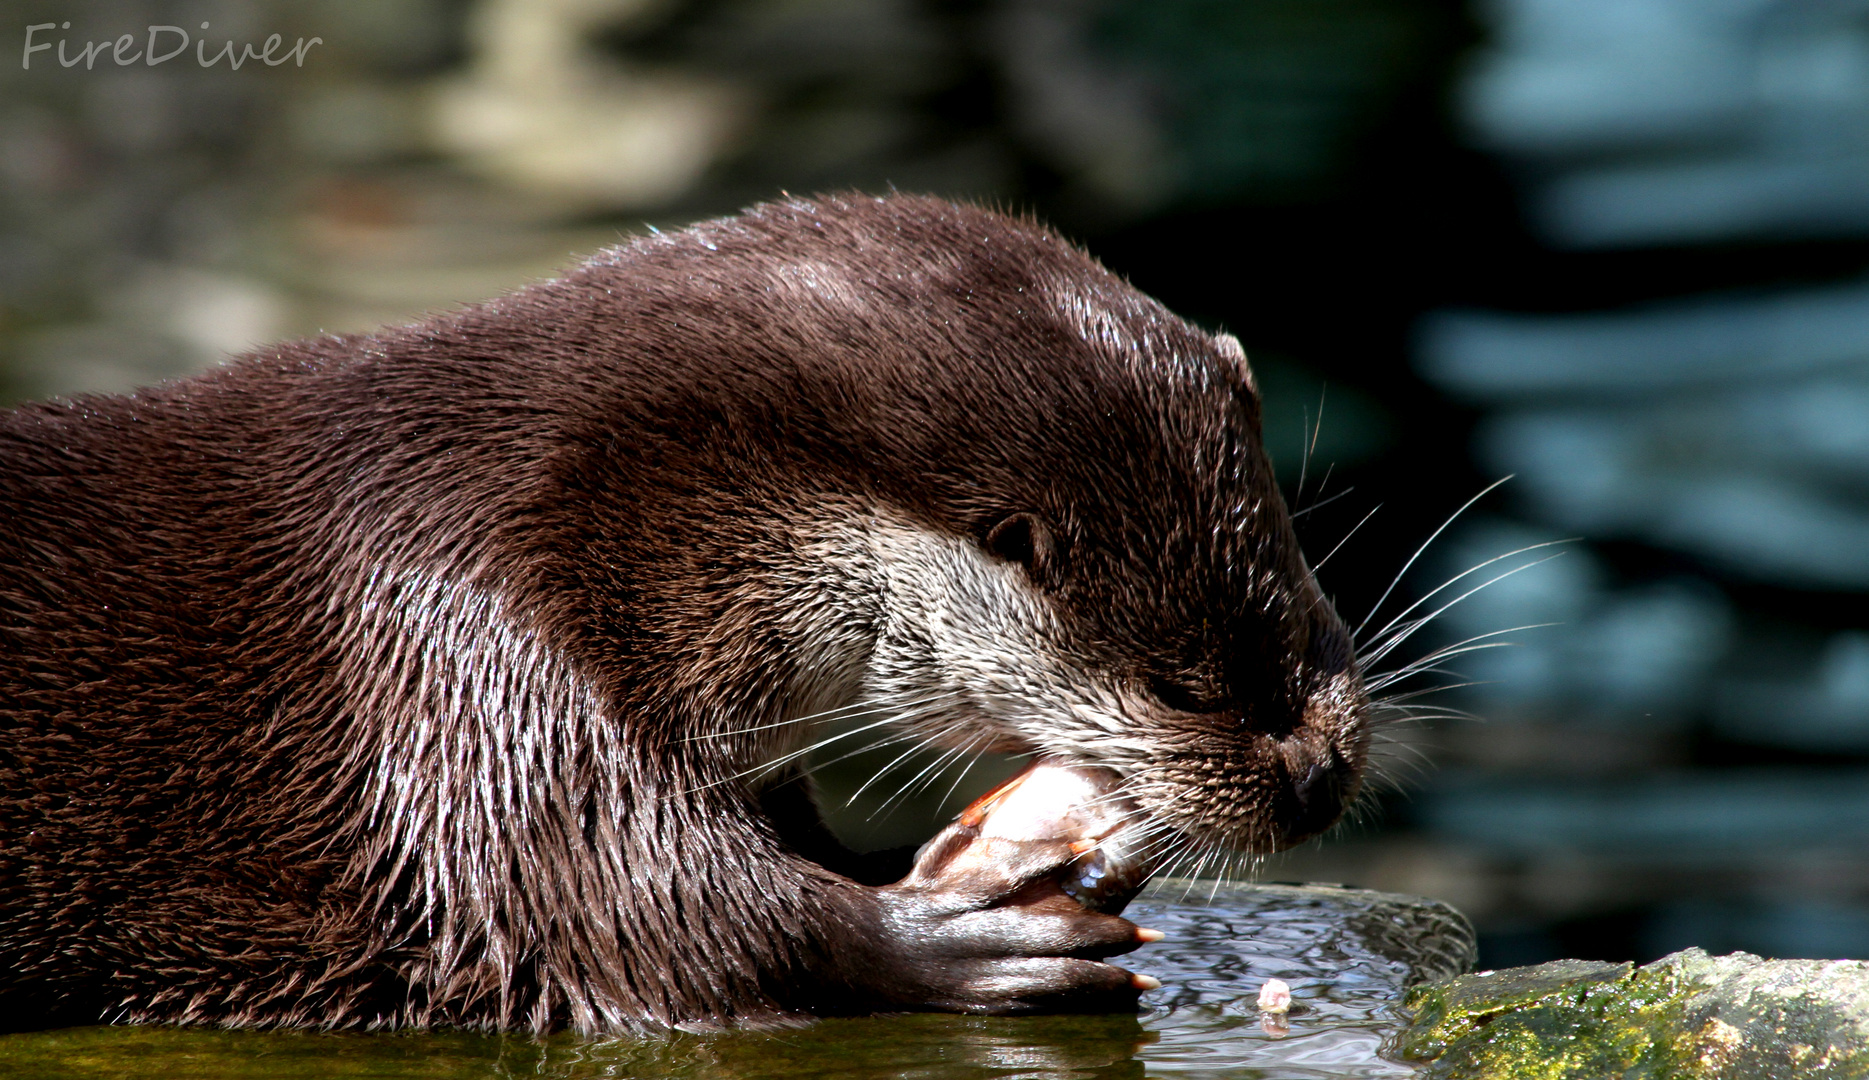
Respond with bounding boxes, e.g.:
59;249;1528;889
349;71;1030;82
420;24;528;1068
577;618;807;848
562;195;1368;866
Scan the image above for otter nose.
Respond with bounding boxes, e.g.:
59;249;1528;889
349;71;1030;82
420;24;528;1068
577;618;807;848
1282;755;1347;843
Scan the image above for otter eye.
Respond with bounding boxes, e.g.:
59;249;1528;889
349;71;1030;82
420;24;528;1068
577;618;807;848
1149;678;1220;715
984;512;1056;583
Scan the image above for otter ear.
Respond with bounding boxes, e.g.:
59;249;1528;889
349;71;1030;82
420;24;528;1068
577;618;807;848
984;512;1060;586
1214;333;1257;396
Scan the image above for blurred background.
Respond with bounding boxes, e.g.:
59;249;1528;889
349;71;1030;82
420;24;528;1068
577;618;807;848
6;0;1869;971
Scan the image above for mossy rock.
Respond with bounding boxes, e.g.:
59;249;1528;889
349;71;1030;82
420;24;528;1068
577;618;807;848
1394;948;1869;1078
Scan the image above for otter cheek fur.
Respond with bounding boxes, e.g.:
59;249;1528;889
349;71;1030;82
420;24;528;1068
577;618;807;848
0;194;1368;1032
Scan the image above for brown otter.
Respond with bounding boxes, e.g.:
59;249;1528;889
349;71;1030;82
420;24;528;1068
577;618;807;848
0;194;1367;1033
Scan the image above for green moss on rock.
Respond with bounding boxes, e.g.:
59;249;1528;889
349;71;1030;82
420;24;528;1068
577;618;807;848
1394;949;1869;1079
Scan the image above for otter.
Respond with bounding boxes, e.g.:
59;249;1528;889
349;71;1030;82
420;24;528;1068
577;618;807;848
0;194;1367;1033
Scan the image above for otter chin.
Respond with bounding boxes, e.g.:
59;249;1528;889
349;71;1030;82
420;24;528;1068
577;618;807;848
0;193;1367;1033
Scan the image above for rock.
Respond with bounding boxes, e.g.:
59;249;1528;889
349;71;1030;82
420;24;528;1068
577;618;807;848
1395;947;1869;1078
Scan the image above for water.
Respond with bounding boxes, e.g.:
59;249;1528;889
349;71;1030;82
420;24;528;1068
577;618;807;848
1128;882;1471;1078
0;883;1473;1080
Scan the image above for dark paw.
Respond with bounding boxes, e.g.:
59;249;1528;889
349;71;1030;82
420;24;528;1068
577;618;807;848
852;828;1161;1014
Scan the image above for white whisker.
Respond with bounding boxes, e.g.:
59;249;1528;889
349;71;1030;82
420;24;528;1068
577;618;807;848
678;690;962;742
867;737;977;819
1358;554;1565;670
1359;541;1569;655
1354;476;1513;644
845;725;963;807
933;743;1006;813
1364;623;1554;685
1290;485;1357;521
1310;503;1382;576
667;691;966;799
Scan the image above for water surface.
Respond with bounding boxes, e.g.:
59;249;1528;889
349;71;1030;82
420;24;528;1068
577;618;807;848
0;882;1472;1080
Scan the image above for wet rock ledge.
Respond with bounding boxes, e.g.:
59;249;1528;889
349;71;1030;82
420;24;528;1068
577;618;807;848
1394;949;1869;1079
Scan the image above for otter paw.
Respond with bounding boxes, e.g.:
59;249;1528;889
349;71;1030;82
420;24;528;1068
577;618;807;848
861;840;1158;1013
922;956;1151;1015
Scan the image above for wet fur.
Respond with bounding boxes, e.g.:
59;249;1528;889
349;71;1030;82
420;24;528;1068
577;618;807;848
0;194;1365;1031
